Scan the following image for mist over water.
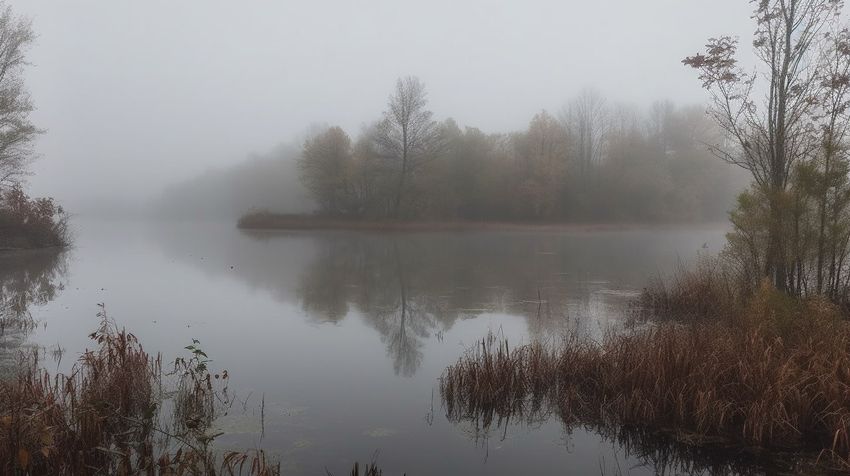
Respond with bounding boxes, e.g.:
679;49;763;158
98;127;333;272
0;219;730;474
5;0;849;473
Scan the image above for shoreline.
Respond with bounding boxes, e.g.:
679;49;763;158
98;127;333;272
0;244;65;254
236;213;727;233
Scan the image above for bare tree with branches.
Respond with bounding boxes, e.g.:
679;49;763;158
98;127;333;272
373;76;441;218
683;0;842;291
562;88;607;178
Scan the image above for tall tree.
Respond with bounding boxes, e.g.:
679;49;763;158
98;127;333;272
563;88;607;178
812;26;850;295
683;0;842;291
514;110;569;218
0;4;39;190
374;76;440;218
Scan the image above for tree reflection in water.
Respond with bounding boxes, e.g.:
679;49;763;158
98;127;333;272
297;237;442;376
160;225;715;377
293;232;628;376
0;250;68;371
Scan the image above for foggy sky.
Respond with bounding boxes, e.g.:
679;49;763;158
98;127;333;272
7;1;771;211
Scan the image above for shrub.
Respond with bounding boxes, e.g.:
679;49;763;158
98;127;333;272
0;184;70;249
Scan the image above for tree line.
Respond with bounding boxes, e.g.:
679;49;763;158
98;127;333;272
297;81;743;223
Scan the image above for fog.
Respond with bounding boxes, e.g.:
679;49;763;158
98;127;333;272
8;2;850;473
4;0;766;213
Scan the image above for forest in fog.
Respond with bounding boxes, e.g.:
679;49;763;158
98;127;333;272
10;0;850;474
155;145;310;220
159;89;746;223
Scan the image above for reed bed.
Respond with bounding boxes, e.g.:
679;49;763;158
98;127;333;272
633;256;744;323
441;282;850;471
0;307;279;475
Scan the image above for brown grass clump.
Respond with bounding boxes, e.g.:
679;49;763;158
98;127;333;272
0;305;279;475
634;256;744;322
441;282;850;471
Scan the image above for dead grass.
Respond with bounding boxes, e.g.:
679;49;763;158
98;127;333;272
0;305;279;475
441;282;850;472
633;256;744;323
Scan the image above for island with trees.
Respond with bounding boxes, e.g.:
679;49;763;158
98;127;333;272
238;79;744;230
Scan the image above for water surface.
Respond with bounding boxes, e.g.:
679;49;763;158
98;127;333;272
2;220;731;475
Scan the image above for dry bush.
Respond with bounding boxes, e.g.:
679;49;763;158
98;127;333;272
442;283;850;471
0;184;70;249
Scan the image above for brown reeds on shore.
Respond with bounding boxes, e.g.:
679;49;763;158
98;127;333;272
0;306;279;475
441;279;850;472
633;257;744;323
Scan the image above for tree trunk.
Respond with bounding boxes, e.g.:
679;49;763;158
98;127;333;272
393;128;409;219
766;191;787;292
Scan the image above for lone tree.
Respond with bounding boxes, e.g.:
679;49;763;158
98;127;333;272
0;3;39;190
374;76;440;218
684;0;843;292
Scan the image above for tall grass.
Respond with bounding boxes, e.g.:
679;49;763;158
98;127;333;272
633;256;745;323
441;281;850;471
0;306;278;475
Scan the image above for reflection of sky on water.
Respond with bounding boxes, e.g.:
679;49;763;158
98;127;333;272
10;220;739;475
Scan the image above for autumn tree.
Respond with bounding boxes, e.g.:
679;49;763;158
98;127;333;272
684;0;842;291
373;76;441;218
513;110;569;218
292;83;738;224
298;126;355;215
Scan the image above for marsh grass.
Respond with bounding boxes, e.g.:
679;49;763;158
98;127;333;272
441;282;850;472
633;256;744;323
0;305;279;475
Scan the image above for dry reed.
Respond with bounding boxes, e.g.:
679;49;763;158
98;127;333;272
442;281;850;472
0;306;279;475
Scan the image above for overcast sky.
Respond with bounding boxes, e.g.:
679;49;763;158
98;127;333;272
6;1;778;209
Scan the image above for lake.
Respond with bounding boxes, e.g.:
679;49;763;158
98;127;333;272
0;220;733;475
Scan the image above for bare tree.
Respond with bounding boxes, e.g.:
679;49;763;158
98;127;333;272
373;76;440;218
562;88;607;178
0;4;39;190
683;0;841;291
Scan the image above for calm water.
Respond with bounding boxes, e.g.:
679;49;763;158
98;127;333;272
1;220;734;475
